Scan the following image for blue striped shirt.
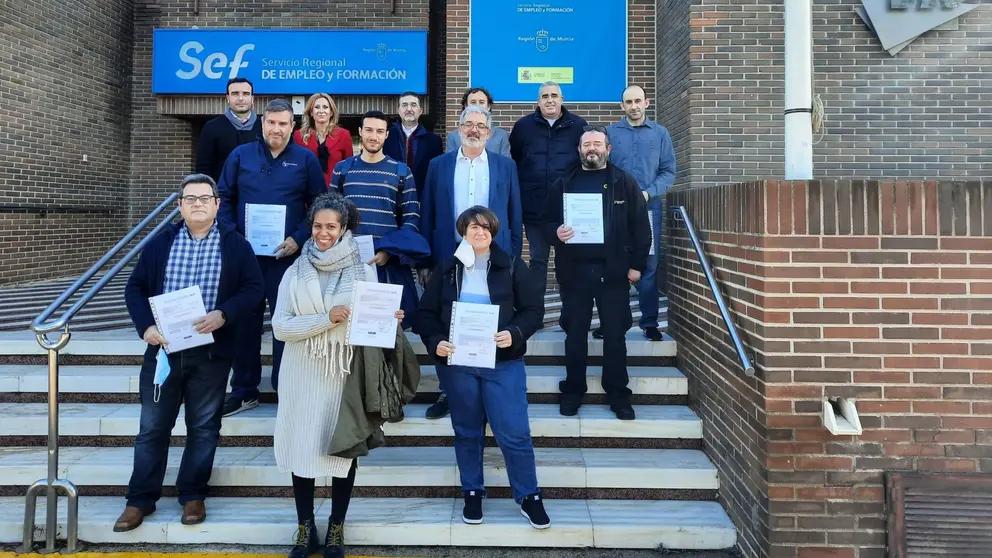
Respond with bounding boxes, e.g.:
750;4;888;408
330;156;420;238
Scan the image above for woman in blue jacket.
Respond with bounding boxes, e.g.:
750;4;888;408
413;206;550;529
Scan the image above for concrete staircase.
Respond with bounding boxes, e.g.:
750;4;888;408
0;295;735;551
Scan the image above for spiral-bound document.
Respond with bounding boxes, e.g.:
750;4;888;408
563;193;604;244
448;301;499;369
346;281;403;348
148;286;214;353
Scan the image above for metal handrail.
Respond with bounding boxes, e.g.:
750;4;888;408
669;205;755;377
21;193;180;554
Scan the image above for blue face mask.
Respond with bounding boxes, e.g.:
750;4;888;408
153;348;171;403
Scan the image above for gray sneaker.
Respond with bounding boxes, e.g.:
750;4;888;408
222;397;258;417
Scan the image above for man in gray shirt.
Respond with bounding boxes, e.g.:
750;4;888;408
603;85;676;342
446;87;511;158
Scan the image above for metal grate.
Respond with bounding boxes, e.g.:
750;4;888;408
157;95;431;116
888;472;992;557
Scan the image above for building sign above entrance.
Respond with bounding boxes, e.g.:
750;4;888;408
152;29;427;95
856;0;979;55
469;1;627;103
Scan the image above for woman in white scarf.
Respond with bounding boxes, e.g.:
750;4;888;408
271;192;402;558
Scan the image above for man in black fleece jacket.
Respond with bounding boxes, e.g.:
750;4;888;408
543;126;651;421
195;77;262;182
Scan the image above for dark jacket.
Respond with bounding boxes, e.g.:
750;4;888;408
508;107;588;223
125;222;265;360
327;329;421;459
542;163;652;285
195;114;262;182
419;149;523;269
217;138;327;249
382;122;443;197
413;243;544;363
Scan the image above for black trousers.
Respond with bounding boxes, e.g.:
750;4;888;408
558;263;633;399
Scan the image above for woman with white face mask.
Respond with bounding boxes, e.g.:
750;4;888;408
412;206;550;530
272;192;404;558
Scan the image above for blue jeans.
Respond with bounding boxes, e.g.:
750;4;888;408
126;346;231;509
231;255;294;401
437;359;539;504
636;208;663;328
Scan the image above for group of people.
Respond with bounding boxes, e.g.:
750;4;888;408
115;76;676;558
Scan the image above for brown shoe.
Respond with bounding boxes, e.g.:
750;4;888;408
181;500;206;525
113;505;154;532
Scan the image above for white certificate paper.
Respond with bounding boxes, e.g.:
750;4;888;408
347;281;403;348
355;235;376;263
245;203;286;256
148;286;214;353
564;193;605;244
448;302;500;369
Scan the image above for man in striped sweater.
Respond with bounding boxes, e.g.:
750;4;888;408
330;110;427;323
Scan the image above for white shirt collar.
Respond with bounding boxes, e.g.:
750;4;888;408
457;147;488;163
402;124;418;137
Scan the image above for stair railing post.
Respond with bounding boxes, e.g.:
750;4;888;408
20;330;77;554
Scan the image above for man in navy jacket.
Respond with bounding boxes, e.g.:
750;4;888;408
217;99;325;416
509;82;587;284
383;91;443;198
117;173;263;533
418;105;523;419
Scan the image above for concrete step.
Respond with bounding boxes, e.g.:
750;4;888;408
0;365;687;396
0;328;678;359
0;496;737;549
0;446;719;490
0;403;703;440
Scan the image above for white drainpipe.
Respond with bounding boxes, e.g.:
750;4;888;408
784;0;814;180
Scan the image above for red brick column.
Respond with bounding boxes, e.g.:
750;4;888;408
668;180;992;558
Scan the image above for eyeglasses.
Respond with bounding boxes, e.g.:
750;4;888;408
400;102;421;109
182;195;218;205
228;92;252;97
460;122;490;132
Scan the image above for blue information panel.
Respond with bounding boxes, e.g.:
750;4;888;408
152;29;427;95
470;1;627;103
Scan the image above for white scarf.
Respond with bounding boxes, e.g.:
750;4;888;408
287;231;365;376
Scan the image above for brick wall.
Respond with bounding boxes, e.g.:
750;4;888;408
128;0;431;221
0;0;134;284
657;0;692;191
442;0;657;137
668;179;992;558
680;1;992;189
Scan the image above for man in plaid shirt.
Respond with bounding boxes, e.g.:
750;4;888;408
119;174;263;533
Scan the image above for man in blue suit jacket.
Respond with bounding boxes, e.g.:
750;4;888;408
383;91;444;198
417;105;523;419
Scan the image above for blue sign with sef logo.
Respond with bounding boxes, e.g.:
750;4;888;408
152;29;427;95
469;1;628;103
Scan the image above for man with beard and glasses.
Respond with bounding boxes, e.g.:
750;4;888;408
196;78;262;182
416;105;523;419
217;99;326;417
383;91;443;198
598;85;676;343
331;110;427;327
542;126;650;421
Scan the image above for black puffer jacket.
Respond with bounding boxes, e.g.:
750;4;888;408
509;107;588;222
413;243;544;363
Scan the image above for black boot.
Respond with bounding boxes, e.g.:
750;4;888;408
323;520;345;558
288;517;319;558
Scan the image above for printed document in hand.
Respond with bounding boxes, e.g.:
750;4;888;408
354;235;376;263
347;281;403;348
448;302;500;369
563;193;605;244
245;203;286;256
148;286;214;354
